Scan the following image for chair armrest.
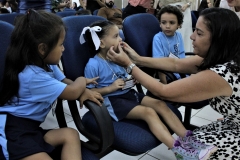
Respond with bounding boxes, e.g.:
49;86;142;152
55;99;114;154
55;99;68;128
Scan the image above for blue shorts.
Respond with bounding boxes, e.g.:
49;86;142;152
0;113;54;160
108;89;145;121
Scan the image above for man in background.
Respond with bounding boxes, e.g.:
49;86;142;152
97;0;122;29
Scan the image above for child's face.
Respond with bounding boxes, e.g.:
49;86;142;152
100;25;122;52
160;12;180;36
44;29;65;64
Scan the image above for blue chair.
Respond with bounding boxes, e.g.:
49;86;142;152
0;21;14;82
55;15;182;158
123;13;208;130
56;10;76;17
17;0;52;13
123;13;163;93
55;15;114;156
0;13;24;25
93;9;99;15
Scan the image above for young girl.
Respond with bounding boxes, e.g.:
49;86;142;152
153;5;185;84
80;20;217;160
0;9;103;160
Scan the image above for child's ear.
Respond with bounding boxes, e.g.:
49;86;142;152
99;40;105;48
38;43;47;57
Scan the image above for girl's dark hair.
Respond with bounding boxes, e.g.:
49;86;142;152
157;5;184;26
84;20;116;55
198;8;240;70
0;9;65;106
198;0;209;14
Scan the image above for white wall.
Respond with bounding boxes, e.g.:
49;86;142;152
72;0;80;7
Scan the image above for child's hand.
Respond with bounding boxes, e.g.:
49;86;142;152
131;76;139;84
86;77;99;85
109;78;125;91
79;88;103;108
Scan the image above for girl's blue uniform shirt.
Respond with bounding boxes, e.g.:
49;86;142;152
0;65;66;122
85;55;130;121
85;55;129;97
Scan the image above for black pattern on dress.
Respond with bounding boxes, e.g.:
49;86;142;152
193;61;240;160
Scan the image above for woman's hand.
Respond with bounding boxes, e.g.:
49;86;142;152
107;42;140;67
79;88;103;108
86;77;99;85
121;42;141;64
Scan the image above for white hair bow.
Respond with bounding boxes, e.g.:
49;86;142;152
79;26;102;50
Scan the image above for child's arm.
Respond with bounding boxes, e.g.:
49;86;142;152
61;77;103;106
60;77;87;100
91;78;125;96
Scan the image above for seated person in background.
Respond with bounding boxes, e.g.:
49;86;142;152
2;0;18;13
97;0;123;29
51;0;71;13
198;0;212;14
86;0;106;14
71;2;78;10
0;6;10;13
75;8;91;15
77;0;87;10
153;5;185;84
80;20;217;160
122;0;155;20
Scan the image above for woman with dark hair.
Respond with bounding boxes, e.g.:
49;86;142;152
72;1;78;10
107;7;240;159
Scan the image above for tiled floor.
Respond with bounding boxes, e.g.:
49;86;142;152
41;87;223;160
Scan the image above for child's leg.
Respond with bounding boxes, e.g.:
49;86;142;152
44;128;82;160
21;152;52;160
126;105;175;148
141;96;187;138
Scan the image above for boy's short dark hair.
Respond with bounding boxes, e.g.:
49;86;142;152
157;5;184;26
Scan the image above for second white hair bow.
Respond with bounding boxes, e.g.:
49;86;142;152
79;26;102;50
